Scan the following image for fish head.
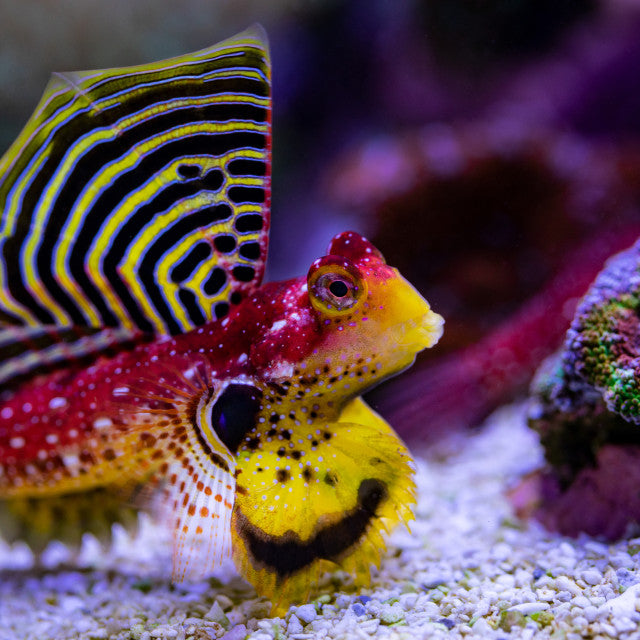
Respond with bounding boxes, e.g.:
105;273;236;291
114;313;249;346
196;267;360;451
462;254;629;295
305;231;443;386
251;231;443;398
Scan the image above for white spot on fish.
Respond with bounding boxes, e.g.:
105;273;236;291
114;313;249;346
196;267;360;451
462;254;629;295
270;319;286;332
62;454;79;469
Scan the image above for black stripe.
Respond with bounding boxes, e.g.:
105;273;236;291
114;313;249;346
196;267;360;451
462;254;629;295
171;242;212;283
43;126;265;326
189;390;231;473
136;205;234;333
234;213;264;233
238;242;260;260
203;268;227;296
215;302;230;319
235;479;387;579
0;326;150;389
0;308;25;326
232;265;255;282
213;234;236;254
177;288;206;327
65;134;259;328
228;185;265;205
227;158;267;177
67;133;263;331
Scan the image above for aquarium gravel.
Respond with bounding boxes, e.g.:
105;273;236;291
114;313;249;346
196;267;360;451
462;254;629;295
0;404;639;640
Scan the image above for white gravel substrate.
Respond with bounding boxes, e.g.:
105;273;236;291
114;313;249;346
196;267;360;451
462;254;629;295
1;403;639;639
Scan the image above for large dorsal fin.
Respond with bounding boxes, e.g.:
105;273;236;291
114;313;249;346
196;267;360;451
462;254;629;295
0;25;271;336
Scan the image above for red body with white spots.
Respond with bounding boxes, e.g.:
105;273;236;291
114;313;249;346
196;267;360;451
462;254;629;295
0;232;442;496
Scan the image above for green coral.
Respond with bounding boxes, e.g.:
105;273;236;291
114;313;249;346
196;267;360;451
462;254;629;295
574;294;640;422
529;243;640;482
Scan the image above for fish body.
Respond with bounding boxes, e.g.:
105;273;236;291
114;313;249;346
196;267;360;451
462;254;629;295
0;27;443;607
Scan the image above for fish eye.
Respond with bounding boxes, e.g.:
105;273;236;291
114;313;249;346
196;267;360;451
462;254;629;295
307;256;366;316
329;279;349;298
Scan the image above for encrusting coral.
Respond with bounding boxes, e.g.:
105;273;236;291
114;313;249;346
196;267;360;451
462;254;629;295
525;240;640;538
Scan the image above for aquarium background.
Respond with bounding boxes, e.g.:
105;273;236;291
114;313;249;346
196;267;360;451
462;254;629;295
4;4;640;639
2;0;639;442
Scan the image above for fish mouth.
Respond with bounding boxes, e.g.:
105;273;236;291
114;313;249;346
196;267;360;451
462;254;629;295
395;310;444;352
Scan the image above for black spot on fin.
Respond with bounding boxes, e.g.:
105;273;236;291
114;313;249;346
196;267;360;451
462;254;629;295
235;478;387;578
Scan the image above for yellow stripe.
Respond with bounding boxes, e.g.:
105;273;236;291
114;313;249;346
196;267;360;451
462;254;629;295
78;120;265;330
22;128;115;326
121;192;226;333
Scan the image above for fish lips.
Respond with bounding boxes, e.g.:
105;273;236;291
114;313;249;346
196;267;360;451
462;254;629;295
394;310;445;352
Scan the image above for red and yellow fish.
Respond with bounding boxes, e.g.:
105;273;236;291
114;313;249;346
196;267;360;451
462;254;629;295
0;26;443;608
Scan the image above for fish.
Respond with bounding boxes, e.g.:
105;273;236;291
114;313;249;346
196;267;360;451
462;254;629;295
0;25;444;608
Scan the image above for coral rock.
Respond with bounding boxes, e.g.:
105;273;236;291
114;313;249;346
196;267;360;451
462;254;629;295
527;240;640;538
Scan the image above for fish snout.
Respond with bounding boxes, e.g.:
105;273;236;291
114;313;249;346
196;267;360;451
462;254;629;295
397;310;444;352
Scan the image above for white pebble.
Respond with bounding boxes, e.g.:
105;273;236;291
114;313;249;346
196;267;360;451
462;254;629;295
399;592;418;609
571;596;591;608
287;614;303;634
559;542;576;557
508;602;549;615
492;543;512;561
555;576;582;596
295;604;317;625
613;616;638;634
216;595;234;611
471;618;492;634
0;405;638;639
204;601;228;625
149;627;178;638
582;606;599;623
380;603;404;625
581;569;603;586
219;626;248;640
334;595;351;608
572;615;589;628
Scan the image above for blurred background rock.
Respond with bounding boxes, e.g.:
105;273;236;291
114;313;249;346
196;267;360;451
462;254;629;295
3;0;640;442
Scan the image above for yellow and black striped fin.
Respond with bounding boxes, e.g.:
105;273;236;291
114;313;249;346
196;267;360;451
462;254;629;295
0;25;271;336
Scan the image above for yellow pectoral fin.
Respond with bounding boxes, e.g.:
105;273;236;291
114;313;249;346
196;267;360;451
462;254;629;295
230;411;416;610
338;396;396;435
